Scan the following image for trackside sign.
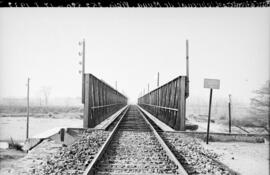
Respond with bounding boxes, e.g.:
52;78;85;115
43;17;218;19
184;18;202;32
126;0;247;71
204;79;220;89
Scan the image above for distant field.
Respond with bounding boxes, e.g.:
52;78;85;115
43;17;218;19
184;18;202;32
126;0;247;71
187;104;269;129
0;105;83;115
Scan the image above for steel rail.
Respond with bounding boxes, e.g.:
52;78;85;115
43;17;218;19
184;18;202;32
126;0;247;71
102;105;129;130
137;105;188;175
83;106;129;175
139;103;178;111
90;103;123;109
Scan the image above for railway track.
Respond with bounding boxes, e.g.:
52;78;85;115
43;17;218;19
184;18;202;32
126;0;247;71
83;105;187;175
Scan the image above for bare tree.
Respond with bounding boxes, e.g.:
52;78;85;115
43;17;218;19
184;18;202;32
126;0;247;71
250;80;270;127
41;86;51;106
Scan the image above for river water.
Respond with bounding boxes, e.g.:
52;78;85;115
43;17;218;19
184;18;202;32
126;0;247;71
0;117;82;142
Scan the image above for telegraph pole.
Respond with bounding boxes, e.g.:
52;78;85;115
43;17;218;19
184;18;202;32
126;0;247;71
79;39;85;104
157;72;160;108
186;39;190;97
115;81;118;102
26;78;30;139
228;94;232;133
157;72;160;87
186;40;189;79
148;83;151;104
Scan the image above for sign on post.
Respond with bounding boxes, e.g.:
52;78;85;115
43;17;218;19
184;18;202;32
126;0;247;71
204;79;220;89
204;78;220;144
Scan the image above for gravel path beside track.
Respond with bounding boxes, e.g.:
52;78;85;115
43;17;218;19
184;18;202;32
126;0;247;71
33;130;109;175
161;132;236;175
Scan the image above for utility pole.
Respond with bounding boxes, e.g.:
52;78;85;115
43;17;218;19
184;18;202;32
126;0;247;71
148;83;151;104
228;94;232;133
26;78;30;139
79;39;85;104
186;39;190;97
157;72;160;108
115;81;118;103
186;40;189;79
157;72;160;87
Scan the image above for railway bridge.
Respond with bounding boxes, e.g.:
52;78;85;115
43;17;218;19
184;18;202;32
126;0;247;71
82;73;189;131
78;47;191;173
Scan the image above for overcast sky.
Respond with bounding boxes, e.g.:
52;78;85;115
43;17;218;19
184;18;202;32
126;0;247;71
0;8;269;104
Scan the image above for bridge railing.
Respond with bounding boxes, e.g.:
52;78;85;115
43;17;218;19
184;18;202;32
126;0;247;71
83;73;128;128
138;76;188;130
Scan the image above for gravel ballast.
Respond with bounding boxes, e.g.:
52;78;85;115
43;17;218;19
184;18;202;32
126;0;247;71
33;129;110;175
161;132;236;175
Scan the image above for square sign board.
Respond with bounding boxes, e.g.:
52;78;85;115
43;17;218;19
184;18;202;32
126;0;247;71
204;79;220;89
